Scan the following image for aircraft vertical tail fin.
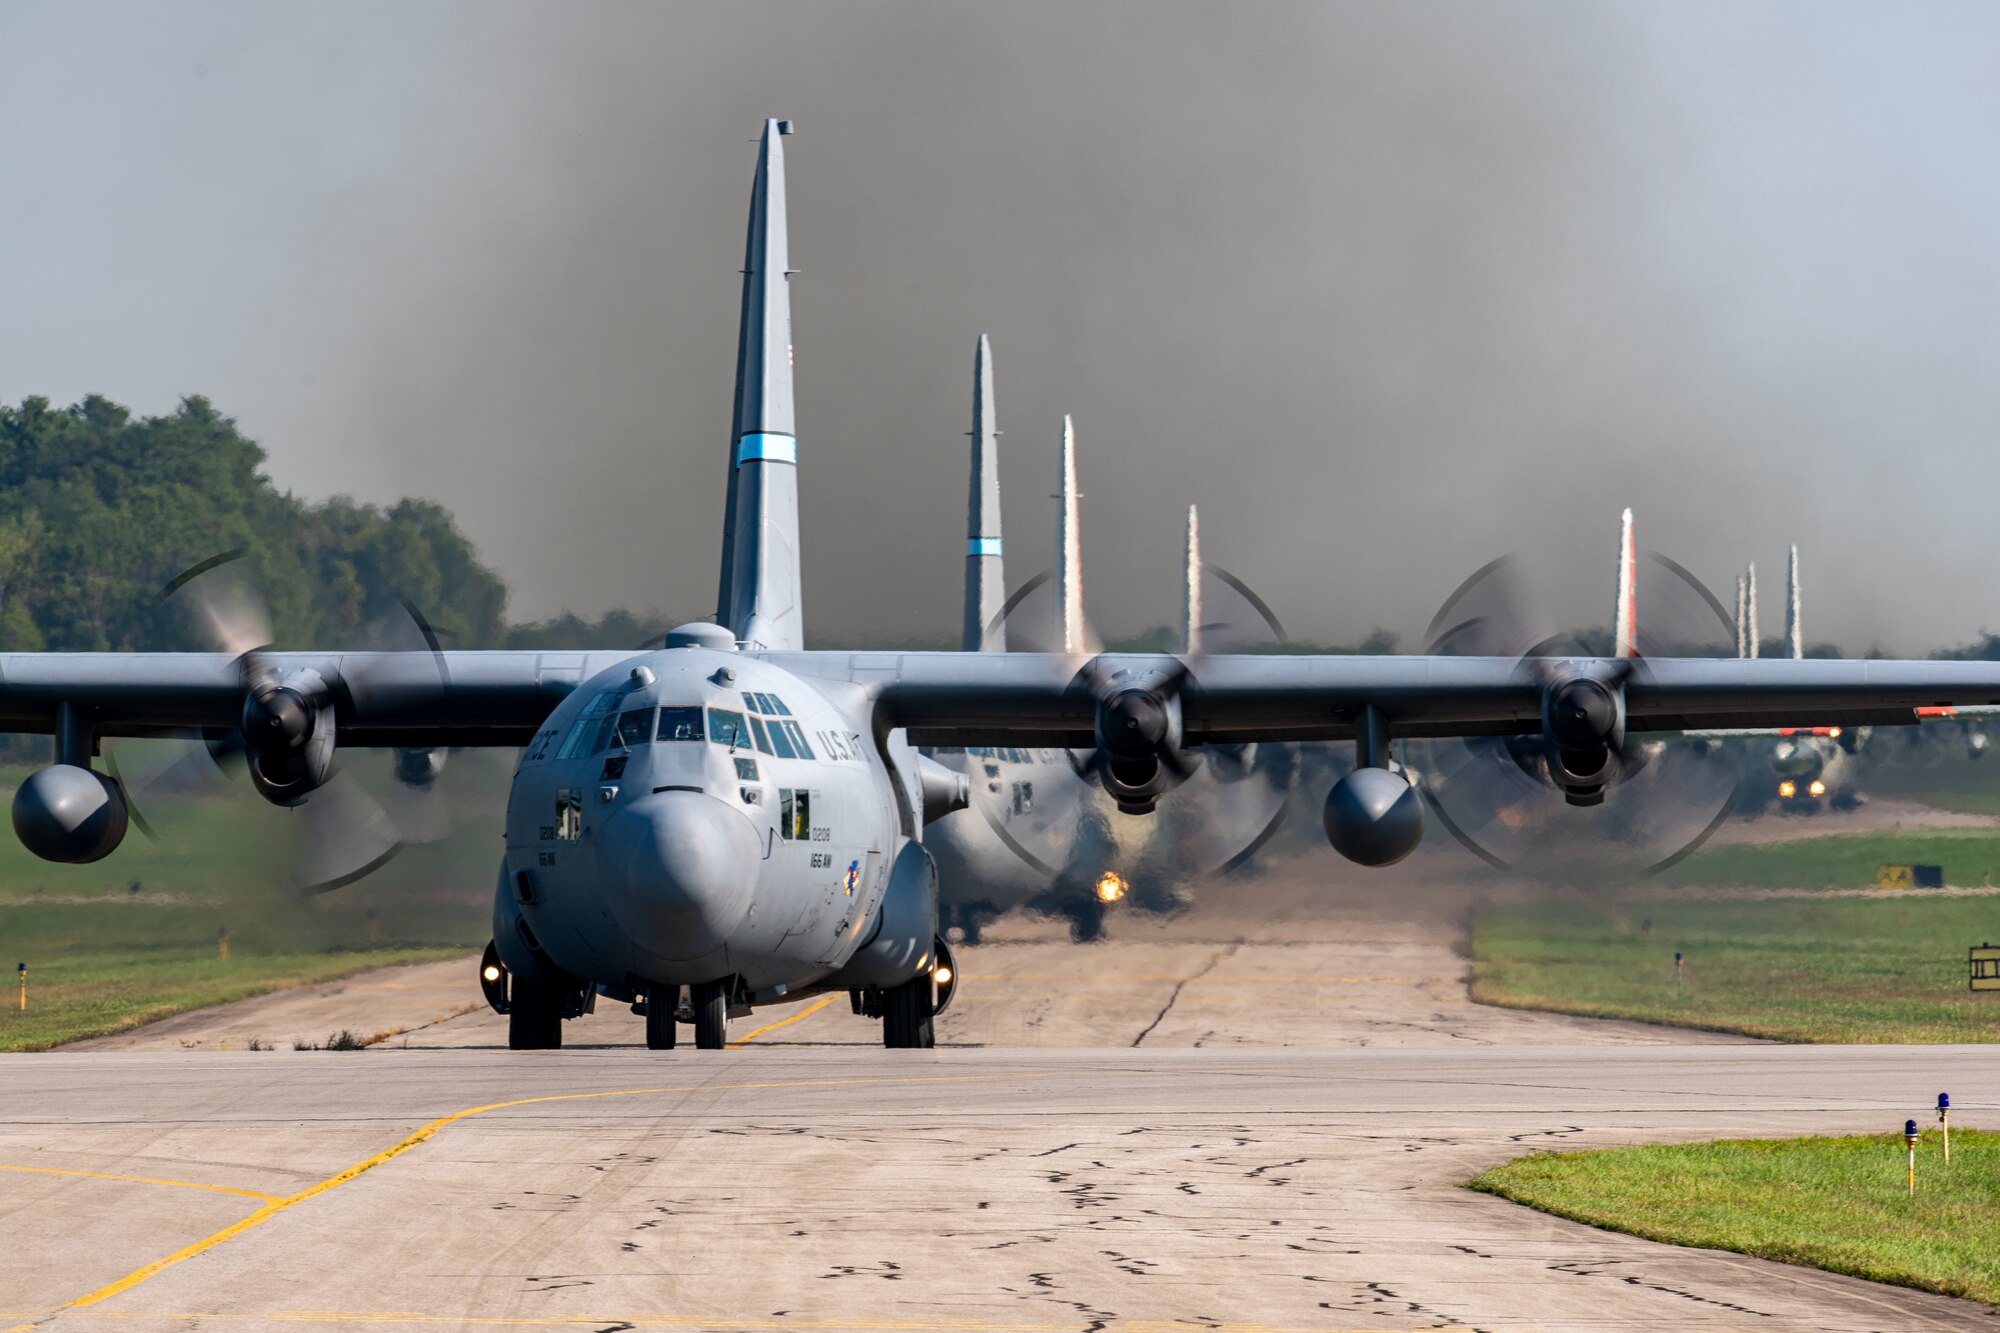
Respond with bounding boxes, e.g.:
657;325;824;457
963;335;1005;652
1744;562;1760;659
715;118;804;651
1613;507;1636;658
1183;504;1202;656
1056;415;1087;654
1785;544;1802;660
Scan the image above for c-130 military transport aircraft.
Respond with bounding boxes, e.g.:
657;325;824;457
13;118;2000;1050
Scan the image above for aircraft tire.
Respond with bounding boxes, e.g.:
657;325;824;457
692;979;728;1049
881;974;935;1049
508;980;564;1050
645;985;680;1050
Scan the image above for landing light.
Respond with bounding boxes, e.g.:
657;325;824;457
482;964;502;982
1809;779;1826;798
934;965;954;986
1095;872;1127;904
1829;727;1843;739
1778;780;1796;799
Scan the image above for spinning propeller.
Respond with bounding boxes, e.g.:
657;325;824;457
1407;551;1741;879
968;557;1299;903
108;551;455;892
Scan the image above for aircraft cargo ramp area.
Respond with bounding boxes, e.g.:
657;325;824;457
7;857;1994;1332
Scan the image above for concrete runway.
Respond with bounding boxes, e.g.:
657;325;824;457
11;857;1996;1330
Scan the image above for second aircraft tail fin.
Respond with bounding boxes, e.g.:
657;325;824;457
963;335;1005;652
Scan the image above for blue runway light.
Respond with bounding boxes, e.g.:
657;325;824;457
1939;1092;1950;1110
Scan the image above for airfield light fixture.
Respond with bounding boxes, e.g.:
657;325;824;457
1939;1093;1951;1164
1905;1119;1921;1196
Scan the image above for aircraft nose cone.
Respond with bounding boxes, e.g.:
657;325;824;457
597;791;759;963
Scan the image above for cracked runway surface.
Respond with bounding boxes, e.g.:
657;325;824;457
3;1045;1995;1330
13;853;1994;1329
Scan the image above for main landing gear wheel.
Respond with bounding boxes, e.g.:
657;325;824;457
881;973;935;1049
508;979;563;1051
645;985;681;1050
692;978;729;1049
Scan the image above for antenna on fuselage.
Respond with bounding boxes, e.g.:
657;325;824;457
715;118;804;652
963;334;1006;652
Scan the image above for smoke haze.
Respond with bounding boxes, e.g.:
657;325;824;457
4;3;1999;652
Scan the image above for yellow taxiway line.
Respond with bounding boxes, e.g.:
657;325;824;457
0;1164;279;1202
726;993;836;1046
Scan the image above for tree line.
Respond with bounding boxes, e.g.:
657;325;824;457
0;394;670;654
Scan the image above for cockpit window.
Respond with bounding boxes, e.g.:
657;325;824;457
767;694;792;716
740;691;760;713
657;706;704;742
556;691;623;760
765;715;798;760
707;708;752;750
747;715;775;755
616;708;653;748
784;721;816;761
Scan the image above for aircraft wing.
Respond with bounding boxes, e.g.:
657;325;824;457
0;650;635;747
768;651;2000;747
11;647;2000;752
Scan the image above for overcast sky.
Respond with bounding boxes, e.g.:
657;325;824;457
3;2;1998;652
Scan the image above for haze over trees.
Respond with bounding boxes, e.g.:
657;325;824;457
0;394;675;654
7;393;2000;662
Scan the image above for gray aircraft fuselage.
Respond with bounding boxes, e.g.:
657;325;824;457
500;645;903;1000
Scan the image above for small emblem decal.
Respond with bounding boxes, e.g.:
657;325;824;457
844;860;860;896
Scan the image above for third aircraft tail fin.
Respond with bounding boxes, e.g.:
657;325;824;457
1056;416;1087;654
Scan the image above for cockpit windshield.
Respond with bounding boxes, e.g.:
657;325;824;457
616;709;653;748
707;708;753;750
657;706;705;742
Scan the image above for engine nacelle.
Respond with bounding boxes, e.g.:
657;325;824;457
1541;673;1627;807
243;669;335;806
13;764;129;864
1323;767;1424;866
394;746;447;789
915;754;970;825
1091;675;1201;814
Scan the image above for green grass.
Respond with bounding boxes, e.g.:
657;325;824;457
1662;828;2000;890
0;748;505;1050
1472;894;2000;1042
1472;1130;2000;1304
0;944;468;1051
